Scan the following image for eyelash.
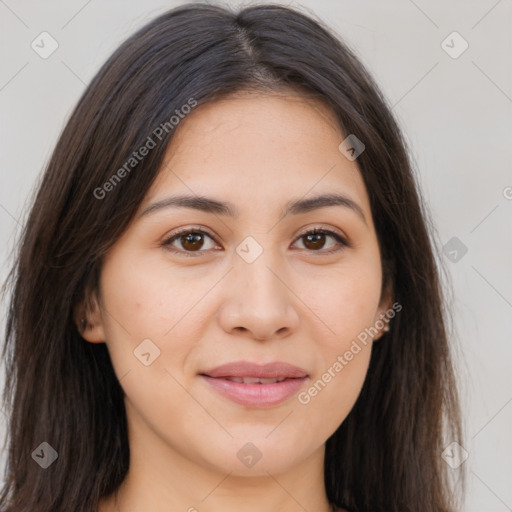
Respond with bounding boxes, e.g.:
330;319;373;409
161;226;348;257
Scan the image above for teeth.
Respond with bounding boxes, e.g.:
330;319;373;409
224;377;287;384
241;377;261;384
259;378;281;384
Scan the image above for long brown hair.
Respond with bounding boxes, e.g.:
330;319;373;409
1;3;464;511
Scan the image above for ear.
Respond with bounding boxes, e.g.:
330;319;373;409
74;288;106;343
372;280;394;342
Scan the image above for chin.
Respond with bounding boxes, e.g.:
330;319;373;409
191;433;316;477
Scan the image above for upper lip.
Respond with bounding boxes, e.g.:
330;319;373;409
200;361;309;379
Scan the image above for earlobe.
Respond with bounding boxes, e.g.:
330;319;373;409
78;316;106;343
373;291;394;341
75;292;106;343
372;313;391;342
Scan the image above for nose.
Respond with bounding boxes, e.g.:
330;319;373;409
217;256;300;342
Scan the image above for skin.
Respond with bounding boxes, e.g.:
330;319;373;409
82;89;392;512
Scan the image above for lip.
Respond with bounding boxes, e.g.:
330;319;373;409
199;361;309;408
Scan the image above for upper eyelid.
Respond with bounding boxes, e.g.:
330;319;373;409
164;225;217;243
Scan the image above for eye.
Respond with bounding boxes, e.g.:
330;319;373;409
162;227;219;256
292;228;348;254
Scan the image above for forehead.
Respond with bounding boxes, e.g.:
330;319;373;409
142;91;372;222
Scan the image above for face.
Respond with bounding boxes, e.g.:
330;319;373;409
83;90;391;477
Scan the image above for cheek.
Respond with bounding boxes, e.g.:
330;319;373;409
100;252;208;339
291;264;381;431
298;313;374;437
98;252;216;387
305;260;383;349
298;344;372;442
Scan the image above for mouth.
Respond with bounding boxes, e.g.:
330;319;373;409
199;361;309;408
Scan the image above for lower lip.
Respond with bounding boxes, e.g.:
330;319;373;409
201;376;308;407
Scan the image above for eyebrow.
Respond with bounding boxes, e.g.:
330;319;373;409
139;192;367;225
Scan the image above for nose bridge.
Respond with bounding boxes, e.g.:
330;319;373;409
219;241;299;339
236;244;286;309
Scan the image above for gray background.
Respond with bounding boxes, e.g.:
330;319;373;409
1;0;511;510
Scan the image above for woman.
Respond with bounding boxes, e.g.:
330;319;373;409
0;3;464;511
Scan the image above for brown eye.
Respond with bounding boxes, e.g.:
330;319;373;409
294;228;347;254
162;229;217;255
